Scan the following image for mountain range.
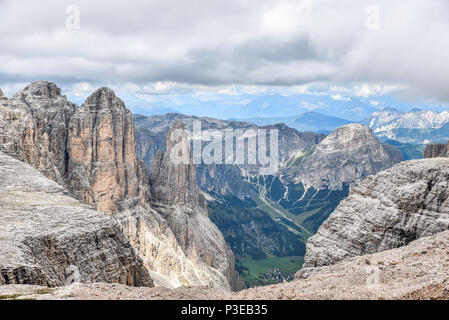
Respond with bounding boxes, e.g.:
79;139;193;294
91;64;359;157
133;113;403;286
363;108;449;144
2;81;449;298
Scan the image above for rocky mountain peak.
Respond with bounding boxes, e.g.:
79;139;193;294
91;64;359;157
285;123;403;190
317;124;375;150
0;88;6;100
67;89;148;213
84;87;126;111
150;120;206;209
17;81;62;99
1;82;243;291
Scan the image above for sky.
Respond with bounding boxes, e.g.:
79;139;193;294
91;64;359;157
1;0;449;121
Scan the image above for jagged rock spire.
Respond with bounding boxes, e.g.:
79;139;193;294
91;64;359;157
149;119;207;209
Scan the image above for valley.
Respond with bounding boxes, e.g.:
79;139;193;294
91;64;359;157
134;114;402;287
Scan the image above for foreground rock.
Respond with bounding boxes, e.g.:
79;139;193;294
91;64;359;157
304;158;449;268
0;152;153;287
2;230;449;300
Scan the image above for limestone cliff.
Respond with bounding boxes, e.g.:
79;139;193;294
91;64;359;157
303;158;449;268
149;120;246;290
0;151;152;287
67;87;149;213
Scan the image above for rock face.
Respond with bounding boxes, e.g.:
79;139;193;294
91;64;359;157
134;115;403;288
67;88;148;213
0;81;77;184
0;82;242;291
0;151;153;287
423;141;449;158
286;124;404;190
149;120;206;208
149;119;246;290
303;158;449;268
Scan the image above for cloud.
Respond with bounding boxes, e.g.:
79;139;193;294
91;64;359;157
0;0;449;102
331;94;351;101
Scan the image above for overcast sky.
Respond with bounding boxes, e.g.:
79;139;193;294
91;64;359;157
1;0;448;119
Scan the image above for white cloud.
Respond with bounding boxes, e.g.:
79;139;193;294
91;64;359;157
331;94;351;101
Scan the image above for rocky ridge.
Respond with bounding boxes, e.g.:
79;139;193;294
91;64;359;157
303;158;449;268
134;113;325;198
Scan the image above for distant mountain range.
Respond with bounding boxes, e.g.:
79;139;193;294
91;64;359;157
232;112;352;134
233;108;449;144
363;108;449;143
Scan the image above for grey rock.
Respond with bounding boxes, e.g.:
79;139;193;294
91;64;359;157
423;141;449;158
286;124;404;190
0;81;77;184
304;158;449;268
0;151;153;287
149;119;206;208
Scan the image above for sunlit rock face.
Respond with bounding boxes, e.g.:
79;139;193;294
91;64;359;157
67;87;149;213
